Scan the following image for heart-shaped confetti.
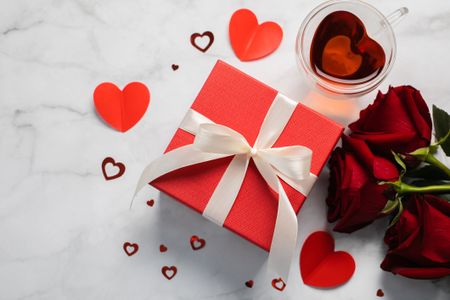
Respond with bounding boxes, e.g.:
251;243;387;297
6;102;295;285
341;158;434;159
123;242;139;256
102;157;125;180
271;278;285;291
190;235;205;251
94;82;150;132
147;199;155;207
162;266;177;280
229;9;283;61
245;280;254;288
300;231;355;288
159;244;167;253
171;64;179;71
190;31;214;53
377;289;384;297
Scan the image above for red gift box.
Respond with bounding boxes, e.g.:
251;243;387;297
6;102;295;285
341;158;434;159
151;60;343;251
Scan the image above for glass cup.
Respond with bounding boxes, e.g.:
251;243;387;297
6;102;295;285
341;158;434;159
296;0;408;97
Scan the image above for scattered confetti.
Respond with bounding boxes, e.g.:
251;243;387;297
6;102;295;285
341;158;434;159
123;242;139;256
102;157;126;180
245;280;254;288
190;31;214;53
190;235;206;251
271;278;286;291
162;266;177;280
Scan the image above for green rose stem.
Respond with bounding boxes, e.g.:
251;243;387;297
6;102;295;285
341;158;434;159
385;181;450;194
424;154;450;178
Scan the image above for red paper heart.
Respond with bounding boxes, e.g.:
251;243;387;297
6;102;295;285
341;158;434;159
190;31;214;53
102;157;125;180
123;242;139;256
245;280;254;288
159;244;167;253
271;278;285;291
190;235;205;251
161;266;177;280
94;82;150;132
147;199;155;207
300;231;355;288
171;64;179;71
229;9;283;61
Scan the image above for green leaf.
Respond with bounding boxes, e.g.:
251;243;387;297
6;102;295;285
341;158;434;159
382;199;399;215
389;199;404;227
432;105;450;156
392;151;406;171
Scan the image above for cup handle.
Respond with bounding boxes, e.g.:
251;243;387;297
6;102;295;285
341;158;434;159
385;7;409;27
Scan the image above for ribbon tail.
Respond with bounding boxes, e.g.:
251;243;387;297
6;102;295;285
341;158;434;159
267;182;298;280
253;156;298;280
203;154;250;226
131;145;228;208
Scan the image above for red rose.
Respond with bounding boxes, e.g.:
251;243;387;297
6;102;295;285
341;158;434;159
326;136;399;233
381;194;450;279
349;86;432;156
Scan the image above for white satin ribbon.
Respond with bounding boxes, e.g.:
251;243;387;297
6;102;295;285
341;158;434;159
134;93;317;280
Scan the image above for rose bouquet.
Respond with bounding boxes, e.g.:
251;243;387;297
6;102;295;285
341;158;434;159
326;86;450;279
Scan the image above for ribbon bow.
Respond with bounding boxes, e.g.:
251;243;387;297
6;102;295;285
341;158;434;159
133;93;317;280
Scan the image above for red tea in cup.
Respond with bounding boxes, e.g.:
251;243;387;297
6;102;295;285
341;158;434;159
310;11;386;83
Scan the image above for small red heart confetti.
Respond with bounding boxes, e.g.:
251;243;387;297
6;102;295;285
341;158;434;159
123;242;139;256
190;235;206;251
159;244;167;253
377;289;384;297
190;31;214;53
102;157;125;180
300;231;355;288
171;64;179;71
94;82;150;132
147;199;155;207
245;280;254;288
271;278;285;291
162;266;177;280
229;9;283;61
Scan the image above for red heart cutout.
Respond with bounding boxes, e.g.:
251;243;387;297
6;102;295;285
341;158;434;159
159;244;167;253
147;199;155;207
190;31;214;53
300;231;355;288
123;242;139;256
161;266;177;280
171;64;179;71
377;289;385;297
190;235;205;251
245;280;254;288
102;157;125;180
94;82;150;132
229;9;283;61
271;278;286;291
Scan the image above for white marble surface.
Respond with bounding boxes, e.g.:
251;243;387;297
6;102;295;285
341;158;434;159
1;0;449;299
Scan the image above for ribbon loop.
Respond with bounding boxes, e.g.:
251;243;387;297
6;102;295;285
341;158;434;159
259;146;312;181
194;123;251;155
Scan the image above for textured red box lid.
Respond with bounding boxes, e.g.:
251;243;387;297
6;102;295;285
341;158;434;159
151;60;343;251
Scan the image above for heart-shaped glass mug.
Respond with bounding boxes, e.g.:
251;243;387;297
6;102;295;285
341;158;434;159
296;0;408;97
